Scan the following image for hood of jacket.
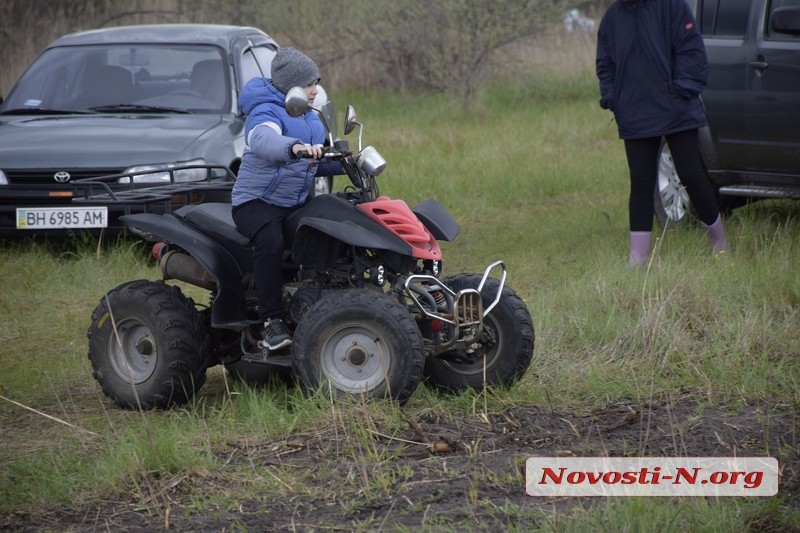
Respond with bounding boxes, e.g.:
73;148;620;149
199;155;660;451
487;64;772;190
238;77;318;141
238;77;285;116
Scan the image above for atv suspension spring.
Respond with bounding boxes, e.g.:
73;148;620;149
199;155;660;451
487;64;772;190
432;290;447;311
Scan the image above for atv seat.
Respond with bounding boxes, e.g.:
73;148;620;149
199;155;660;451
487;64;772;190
175;203;251;247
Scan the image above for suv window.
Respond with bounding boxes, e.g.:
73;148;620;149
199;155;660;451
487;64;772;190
700;0;751;36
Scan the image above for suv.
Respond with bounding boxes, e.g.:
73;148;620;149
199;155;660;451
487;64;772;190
0;24;335;237
655;0;800;226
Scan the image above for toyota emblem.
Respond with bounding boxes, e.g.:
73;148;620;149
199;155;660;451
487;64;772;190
54;171;71;183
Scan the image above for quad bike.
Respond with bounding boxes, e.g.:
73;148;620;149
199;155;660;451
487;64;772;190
80;88;535;409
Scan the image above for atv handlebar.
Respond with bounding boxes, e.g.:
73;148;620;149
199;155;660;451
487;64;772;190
296;148;352;161
296;138;378;201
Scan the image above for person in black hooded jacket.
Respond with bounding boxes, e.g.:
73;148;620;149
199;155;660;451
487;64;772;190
596;0;729;267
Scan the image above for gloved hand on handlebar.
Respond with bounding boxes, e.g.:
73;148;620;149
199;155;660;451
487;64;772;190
291;142;323;160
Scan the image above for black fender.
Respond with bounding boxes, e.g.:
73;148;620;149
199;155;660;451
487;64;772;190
287;195;413;267
412;198;460;242
120;212;249;329
291;217;414;270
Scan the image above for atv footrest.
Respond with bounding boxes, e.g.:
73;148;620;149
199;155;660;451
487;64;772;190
241;352;292;367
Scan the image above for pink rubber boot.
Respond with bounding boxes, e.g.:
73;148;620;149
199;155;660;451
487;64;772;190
628;231;652;268
702;214;730;256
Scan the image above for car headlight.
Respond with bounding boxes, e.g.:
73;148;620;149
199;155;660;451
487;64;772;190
0;170;7;185
121;159;209;184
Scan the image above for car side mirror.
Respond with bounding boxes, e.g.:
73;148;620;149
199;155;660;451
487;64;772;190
771;6;800;35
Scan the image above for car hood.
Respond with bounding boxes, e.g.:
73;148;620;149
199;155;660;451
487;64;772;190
0;113;231;168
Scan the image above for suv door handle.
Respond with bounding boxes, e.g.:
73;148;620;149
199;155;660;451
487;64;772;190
749;60;769;70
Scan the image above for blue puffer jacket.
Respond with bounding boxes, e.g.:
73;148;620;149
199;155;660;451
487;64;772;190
596;0;708;140
232;78;326;207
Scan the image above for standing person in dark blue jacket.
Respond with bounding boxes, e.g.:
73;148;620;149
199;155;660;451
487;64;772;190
596;0;729;267
232;47;326;351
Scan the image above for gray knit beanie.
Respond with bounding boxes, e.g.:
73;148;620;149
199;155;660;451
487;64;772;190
271;47;321;94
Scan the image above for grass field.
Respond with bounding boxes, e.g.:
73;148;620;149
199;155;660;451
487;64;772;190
1;77;799;531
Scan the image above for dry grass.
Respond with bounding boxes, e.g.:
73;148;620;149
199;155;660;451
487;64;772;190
0;8;799;528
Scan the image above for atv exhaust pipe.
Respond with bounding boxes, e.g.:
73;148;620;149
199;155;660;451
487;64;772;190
160;250;216;290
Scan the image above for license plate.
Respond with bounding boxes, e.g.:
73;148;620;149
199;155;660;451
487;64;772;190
16;206;108;229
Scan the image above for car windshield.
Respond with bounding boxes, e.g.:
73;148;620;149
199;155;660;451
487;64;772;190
1;44;231;114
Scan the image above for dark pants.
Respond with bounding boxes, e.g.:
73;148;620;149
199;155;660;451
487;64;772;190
232;199;294;321
624;129;719;232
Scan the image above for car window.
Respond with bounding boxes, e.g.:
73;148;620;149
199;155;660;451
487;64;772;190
252;46;277;78
767;0;800;38
240;50;263;89
699;0;751;36
239;45;278;90
2;44;230;114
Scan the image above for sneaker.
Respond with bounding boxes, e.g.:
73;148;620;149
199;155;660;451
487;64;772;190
262;318;292;351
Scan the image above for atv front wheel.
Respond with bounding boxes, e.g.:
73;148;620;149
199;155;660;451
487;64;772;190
87;280;209;409
292;290;425;403
423;274;534;392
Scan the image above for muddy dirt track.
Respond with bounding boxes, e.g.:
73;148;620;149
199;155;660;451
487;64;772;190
3;394;797;532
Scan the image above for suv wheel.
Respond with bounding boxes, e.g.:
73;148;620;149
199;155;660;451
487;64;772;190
654;141;694;227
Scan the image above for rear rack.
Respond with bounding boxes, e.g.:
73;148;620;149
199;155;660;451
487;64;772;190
71;163;236;214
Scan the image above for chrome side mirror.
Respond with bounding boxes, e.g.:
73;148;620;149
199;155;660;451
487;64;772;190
285;86;334;146
343;105;359;135
343;105;365;151
285;86;309;118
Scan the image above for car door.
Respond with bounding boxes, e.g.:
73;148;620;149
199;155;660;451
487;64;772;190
744;0;800;176
696;0;754;172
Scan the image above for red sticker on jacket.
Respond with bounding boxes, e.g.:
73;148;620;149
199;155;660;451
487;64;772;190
685;22;694;30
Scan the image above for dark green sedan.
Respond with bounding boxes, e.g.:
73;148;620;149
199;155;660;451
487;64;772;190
0;24;335;237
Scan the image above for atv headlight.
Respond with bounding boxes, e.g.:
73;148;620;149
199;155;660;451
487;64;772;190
122;159;209;184
424;259;441;277
356;146;386;177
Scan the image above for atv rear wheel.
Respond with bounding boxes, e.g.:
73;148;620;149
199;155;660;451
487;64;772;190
423;274;534;392
292;290;425;403
87;280;209;409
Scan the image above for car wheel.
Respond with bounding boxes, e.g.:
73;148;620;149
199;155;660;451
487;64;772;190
654;141;696;227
